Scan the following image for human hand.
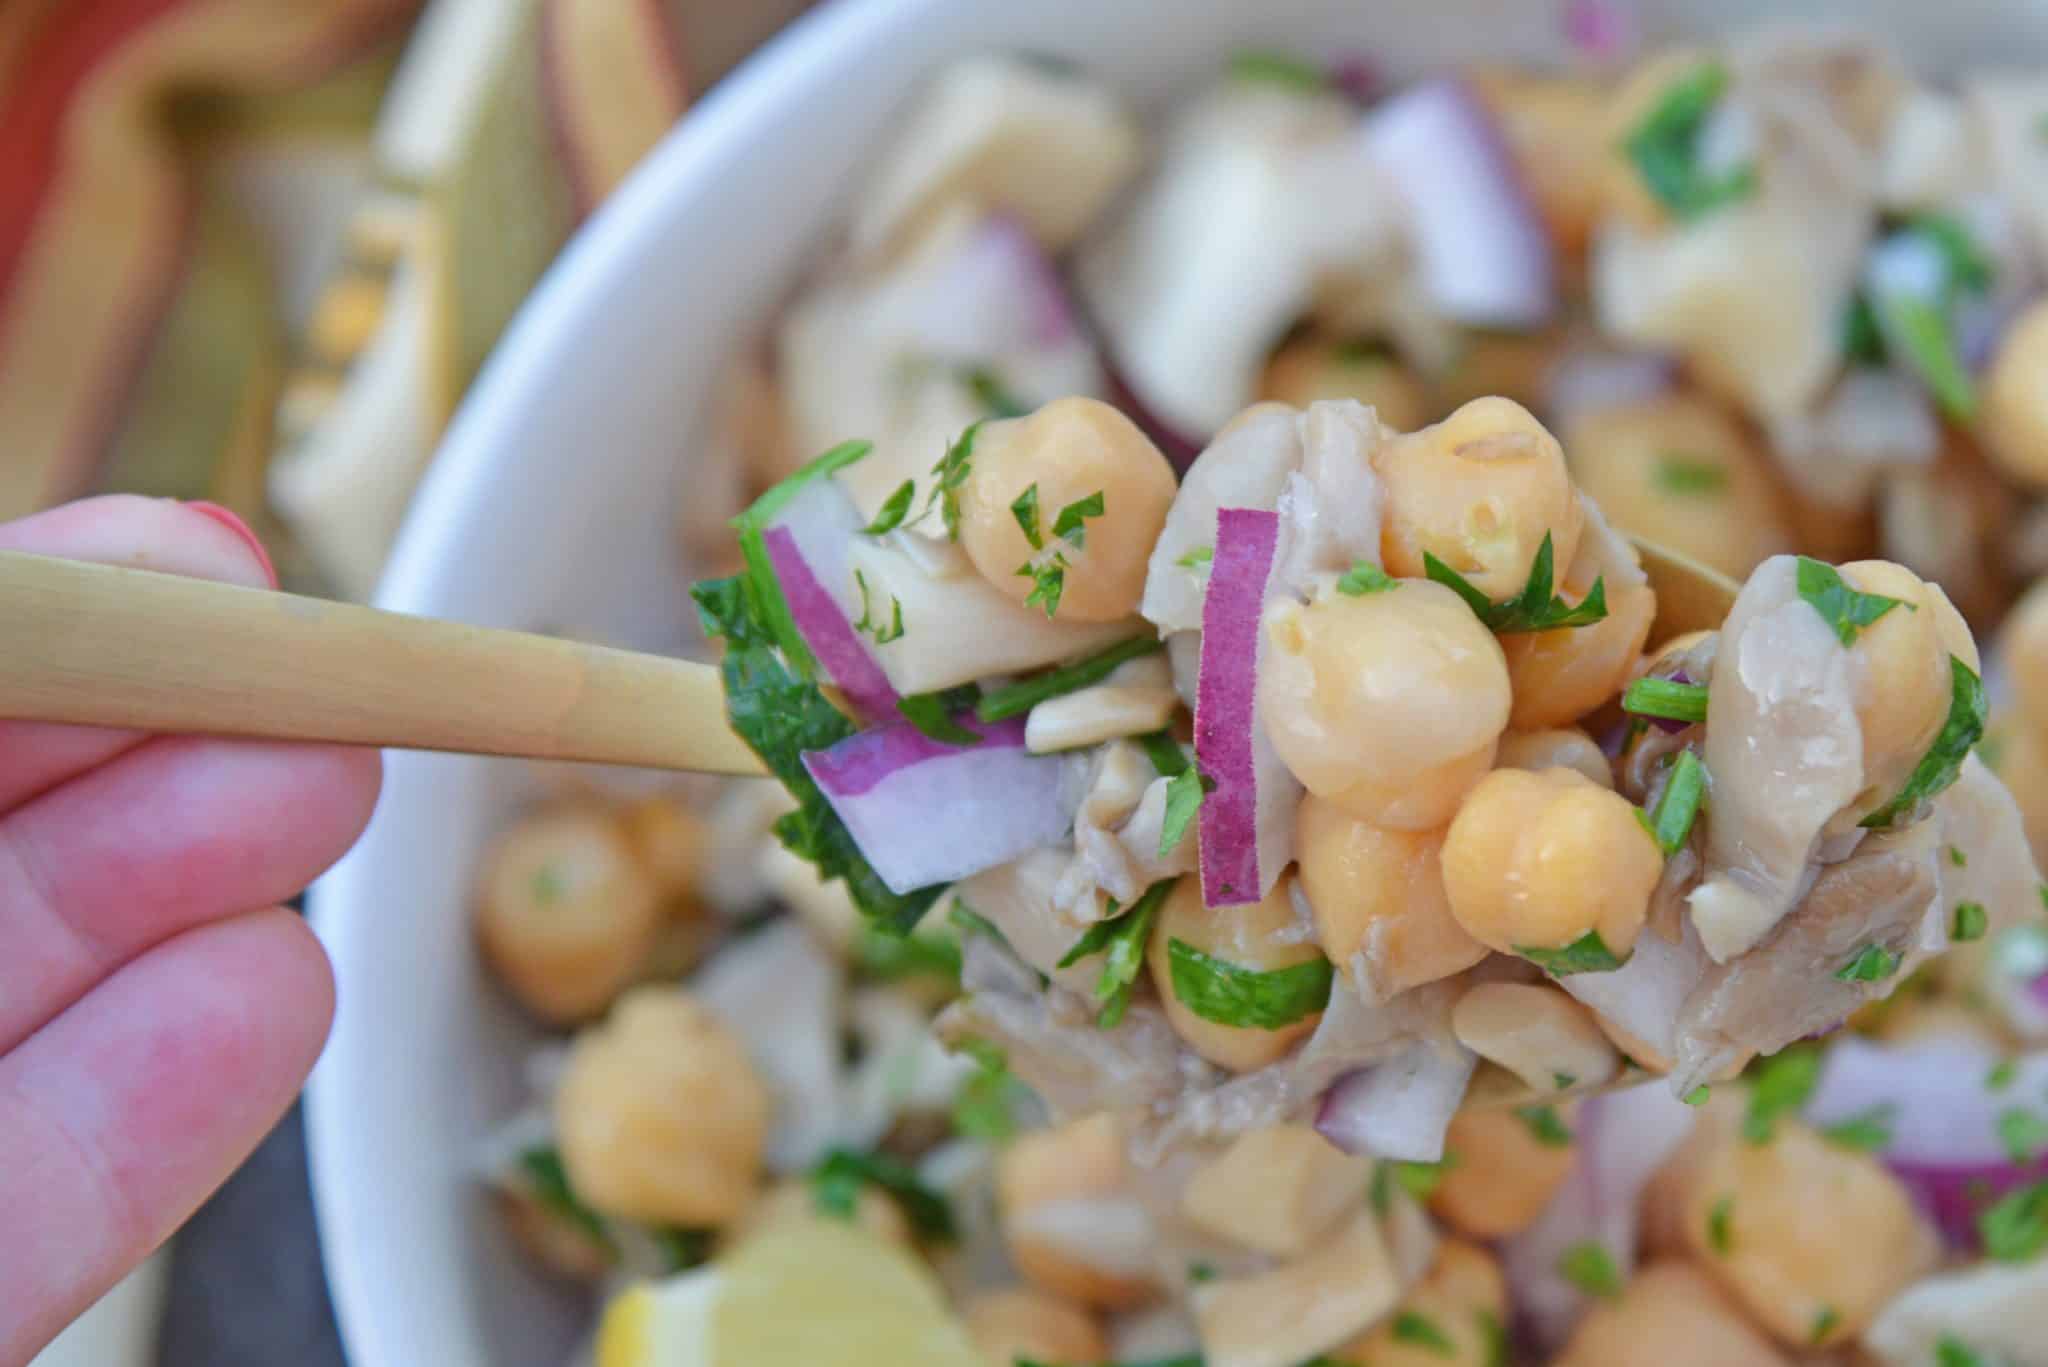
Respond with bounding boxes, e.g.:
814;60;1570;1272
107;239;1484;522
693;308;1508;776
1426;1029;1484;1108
0;497;382;1366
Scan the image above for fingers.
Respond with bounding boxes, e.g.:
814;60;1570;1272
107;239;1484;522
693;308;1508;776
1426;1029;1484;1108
0;736;380;1054
0;909;334;1367
0;495;281;812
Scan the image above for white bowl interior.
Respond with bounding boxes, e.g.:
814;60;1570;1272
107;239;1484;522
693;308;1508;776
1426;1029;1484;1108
308;1;2048;1364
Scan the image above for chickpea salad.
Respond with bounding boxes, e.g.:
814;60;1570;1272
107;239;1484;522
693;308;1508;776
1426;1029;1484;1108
470;22;2048;1367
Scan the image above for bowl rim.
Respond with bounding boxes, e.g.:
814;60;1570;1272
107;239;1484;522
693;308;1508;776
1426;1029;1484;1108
304;1;944;1362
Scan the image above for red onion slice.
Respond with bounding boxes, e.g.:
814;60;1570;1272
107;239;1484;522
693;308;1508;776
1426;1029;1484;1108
803;714;1079;895
1365;78;1556;330
1805;1035;2048;1245
1195;507;1298;906
1313;1039;1476;1162
759;473;898;721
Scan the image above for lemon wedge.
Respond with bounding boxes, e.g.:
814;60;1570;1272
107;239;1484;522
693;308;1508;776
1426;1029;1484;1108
595;1219;979;1367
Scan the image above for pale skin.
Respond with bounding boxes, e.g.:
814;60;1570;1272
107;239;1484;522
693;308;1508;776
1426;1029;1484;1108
0;496;383;1367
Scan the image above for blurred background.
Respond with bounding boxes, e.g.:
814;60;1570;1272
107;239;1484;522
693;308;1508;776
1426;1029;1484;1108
9;2;808;1361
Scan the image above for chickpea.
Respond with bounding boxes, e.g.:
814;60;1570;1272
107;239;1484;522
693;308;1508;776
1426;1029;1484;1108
1561;396;1793;582
963;1288;1108;1367
2002;579;2048;738
1500;577;1657;730
1984;299;2048;489
1981;717;2048;860
958;396;1177;622
1556;1261;1792;1367
475;808;662;1024
1496;728;1613;787
1293;795;1487;1000
1451;983;1621;1094
1180;1125;1373;1257
736;1177;912;1250
1260;336;1429;431
1148;875;1326;1072
1471;69;1610;256
1332;1240;1509;1367
997;1113;1157;1308
1377;398;1583;601
1834;561;1961;826
1441;766;1663;962
1427;1106;1576;1239
616;795;708;903
553;988;770;1228
1259;577;1510;829
1680;1120;1935;1348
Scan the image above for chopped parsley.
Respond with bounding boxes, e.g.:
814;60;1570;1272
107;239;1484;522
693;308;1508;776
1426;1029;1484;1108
1370;1155;1458;1213
1951;845;1970;868
1980;1178;2048;1261
1842;291;1888;365
1014;488;1107;619
1515;1105;1574;1147
1621;676;1709;724
1187;1261;1217;1284
1653;454;1727;494
1336;561;1398;596
951;1037;1028;1141
651;1227;713;1274
1861;656;1987;828
1642;749;1706;855
960;366;1028;419
1166;939;1334;1029
1988;1060;2018;1092
1819;1104;1896;1153
1177;545;1214;569
1684;1085;1711;1106
974;635;1165;722
1426;532;1608;634
519;1146;616;1255
1554;1071;1578;1090
808;1148;955;1241
1390;1310;1457;1357
1936;1335;1986;1367
1475;1309;1509;1367
1159;767;1214;857
1913;212;1996;294
1011;484;1044;548
529;864;566;904
863;480;916;535
732;438;874;677
1622;61;1758;220
852;570;905;644
924;421;982;541
1226;48;1328;91
1059;879;1176;1028
1997;1108;2048;1164
1138;729;1191;779
1795;556;1910;647
1884;291;1978;420
1707;1195;1734;1254
1052;491;1103;545
1809;1306;1841;1344
897;687;984;746
1954;901;1990;943
1557;1241;1624;1299
692;573;937;933
1742;1046;1820;1144
1835;942;1901;983
1515;930;1627;976
853;927;961;983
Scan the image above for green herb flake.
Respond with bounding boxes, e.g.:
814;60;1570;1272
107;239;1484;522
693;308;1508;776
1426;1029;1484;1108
1426;532;1608;634
1391;1310;1457;1357
1820;1104;1896;1154
951;1039;1027;1142
731;438;875;678
1187;1261;1217;1284
1795;556;1911;647
1336;561;1398;596
1010;483;1044;550
1742;1046;1821;1145
1880;290;1977;421
1810;1306;1841;1345
1684;1085;1711;1106
1621;677;1709;724
1653;454;1727;494
1843;291;1888;365
1622;61;1758;220
1159;767;1215;857
1862;656;1987;828
1166;939;1334;1029
1052;491;1105;548
853;571;905;645
925;422;983;541
529;864;566;904
1515;1105;1575;1147
897;690;985;747
807;1148;955;1242
1835;942;1901;983
1373;1154;1459;1214
519;1146;617;1255
854;927;961;983
691;573;937;934
1980;1178;2048;1261
1060;879;1177;1028
1515;930;1627;976
1644;750;1707;855
1138;729;1191;779
1476;1309;1510;1367
1707;1195;1734;1255
1557;1241;1624;1299
1954;901;1990;943
1911;213;1996;295
1997;1108;2048;1164
1177;545;1214;569
960;366;1029;419
1226;48;1328;91
975;636;1166;722
652;1227;713;1273
863;480;916;536
1937;1333;1986;1367
1950;845;1969;868
1988;1060;2018;1091
1017;555;1066;619
1554;1072;1579;1091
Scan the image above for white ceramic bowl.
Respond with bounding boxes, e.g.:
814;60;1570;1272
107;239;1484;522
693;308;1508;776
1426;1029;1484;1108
307;1;2048;1363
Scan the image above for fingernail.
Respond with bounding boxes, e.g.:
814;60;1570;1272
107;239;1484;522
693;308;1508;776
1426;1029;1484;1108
185;501;279;588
